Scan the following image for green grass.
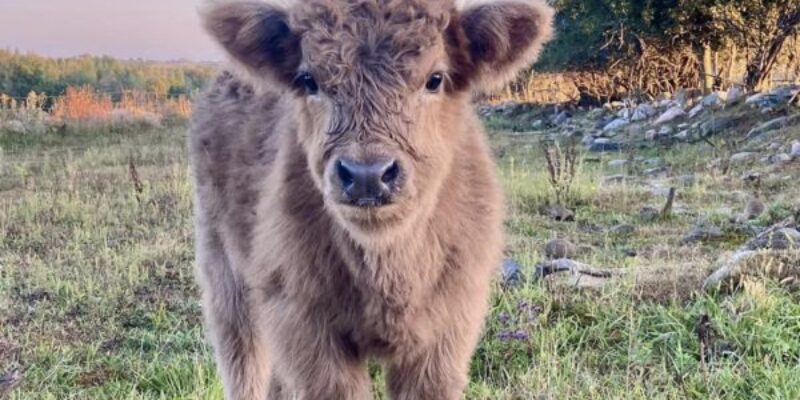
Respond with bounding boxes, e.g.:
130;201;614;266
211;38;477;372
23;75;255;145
2;122;799;399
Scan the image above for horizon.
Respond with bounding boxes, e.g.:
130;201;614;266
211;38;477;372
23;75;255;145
0;0;224;62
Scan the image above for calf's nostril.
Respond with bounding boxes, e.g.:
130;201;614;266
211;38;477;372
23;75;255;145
337;160;354;188
381;161;400;184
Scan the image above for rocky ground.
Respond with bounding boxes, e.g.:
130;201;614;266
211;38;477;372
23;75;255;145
484;84;800;303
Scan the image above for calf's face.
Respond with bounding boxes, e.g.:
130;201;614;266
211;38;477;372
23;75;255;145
203;0;553;235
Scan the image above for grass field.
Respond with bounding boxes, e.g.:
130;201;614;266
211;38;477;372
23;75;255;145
1;119;799;399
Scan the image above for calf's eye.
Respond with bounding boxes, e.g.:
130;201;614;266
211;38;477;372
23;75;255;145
425;73;444;92
295;72;319;95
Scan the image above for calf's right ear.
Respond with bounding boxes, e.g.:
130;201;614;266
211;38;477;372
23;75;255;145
202;1;301;87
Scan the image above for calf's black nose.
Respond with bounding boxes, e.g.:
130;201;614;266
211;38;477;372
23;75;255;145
336;158;400;207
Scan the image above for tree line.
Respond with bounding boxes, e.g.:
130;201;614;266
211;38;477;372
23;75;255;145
0;49;216;101
537;0;800;101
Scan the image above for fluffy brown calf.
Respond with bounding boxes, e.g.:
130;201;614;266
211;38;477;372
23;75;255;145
190;0;553;398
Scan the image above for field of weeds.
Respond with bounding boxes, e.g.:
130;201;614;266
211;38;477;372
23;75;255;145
1;108;799;398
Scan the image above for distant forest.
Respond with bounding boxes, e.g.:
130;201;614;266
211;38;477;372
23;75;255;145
0;50;216;100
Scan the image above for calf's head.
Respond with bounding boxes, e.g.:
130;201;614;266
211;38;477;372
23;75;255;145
203;0;553;236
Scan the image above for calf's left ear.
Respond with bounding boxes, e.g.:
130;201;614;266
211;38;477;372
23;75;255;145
451;0;555;93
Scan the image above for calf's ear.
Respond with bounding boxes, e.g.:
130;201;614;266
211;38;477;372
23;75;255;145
452;0;554;94
202;1;301;87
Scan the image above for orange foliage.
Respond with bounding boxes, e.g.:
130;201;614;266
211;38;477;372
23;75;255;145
52;87;113;121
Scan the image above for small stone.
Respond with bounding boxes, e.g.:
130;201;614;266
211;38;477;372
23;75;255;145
544;239;577;259
682;226;724;244
582;135;595;146
531;119;544;129
608;159;628;168
609;224;636;236
658;126;673;136
675;130;690;140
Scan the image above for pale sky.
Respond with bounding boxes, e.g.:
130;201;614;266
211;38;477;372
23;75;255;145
0;0;224;61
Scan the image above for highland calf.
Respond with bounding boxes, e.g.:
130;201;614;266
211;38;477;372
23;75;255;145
190;0;553;398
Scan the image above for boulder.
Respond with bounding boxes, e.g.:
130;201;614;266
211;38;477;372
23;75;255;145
745;227;800;251
688;103;704;119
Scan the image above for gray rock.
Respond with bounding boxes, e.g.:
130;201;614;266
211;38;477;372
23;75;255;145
609;224;636;236
658;126;674;136
700;115;736;136
791;141;800;159
608;159;628;168
746;116;791;138
745;93;766;105
553;111;570;125
544;239;577;259
726;86;745;104
769;153;792;165
682;226;724;244
702;92;723;107
582;135;596;146
603;174;629;184
688;103;704;119
655;106;686;125
729;152;757;163
675;130;690;140
589;141;622;153
501;259;523;287
644;167;670;177
745;228;800;250
547;205;575;222
531;119;544;129
603;118;629;132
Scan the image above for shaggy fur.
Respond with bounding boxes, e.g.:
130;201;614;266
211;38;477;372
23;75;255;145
191;0;553;398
